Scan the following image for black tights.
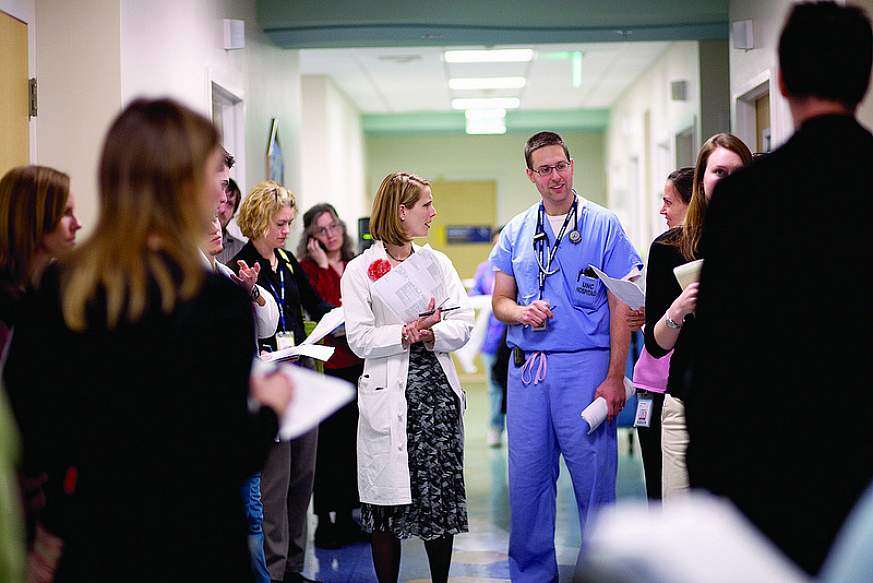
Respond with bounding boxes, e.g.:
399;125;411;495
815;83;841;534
370;533;454;583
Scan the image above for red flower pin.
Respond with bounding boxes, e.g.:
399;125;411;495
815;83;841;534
367;259;392;281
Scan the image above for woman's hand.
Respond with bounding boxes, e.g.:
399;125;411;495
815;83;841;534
250;369;294;417
307;238;329;269
415;297;442;331
626;307;645;331
667;282;699;324
234;260;261;294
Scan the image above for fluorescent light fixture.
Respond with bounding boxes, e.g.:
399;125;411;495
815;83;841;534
572;51;583;88
452;97;520;110
465;118;507;135
464;108;506;120
449;77;526;90
444;49;534;63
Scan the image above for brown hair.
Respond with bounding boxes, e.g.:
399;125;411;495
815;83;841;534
0;165;70;286
236;181;296;241
672;133;752;260
297;203;356;263
61;98;219;330
370;172;430;246
524;131;571;169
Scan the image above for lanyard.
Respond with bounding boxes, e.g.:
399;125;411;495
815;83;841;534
268;267;287;333
535;195;578;296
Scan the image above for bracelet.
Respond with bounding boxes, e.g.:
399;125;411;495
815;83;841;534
664;314;683;329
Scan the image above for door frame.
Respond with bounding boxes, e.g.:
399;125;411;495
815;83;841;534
1;0;37;162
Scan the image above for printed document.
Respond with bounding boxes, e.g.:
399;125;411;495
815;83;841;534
580;377;635;434
260;344;335;363
301;307;344;346
674;259;704;290
372;246;446;322
589;265;645;310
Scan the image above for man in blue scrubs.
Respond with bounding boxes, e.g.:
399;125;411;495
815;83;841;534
490;131;641;582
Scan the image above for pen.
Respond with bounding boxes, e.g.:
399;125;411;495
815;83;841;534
418;306;460;317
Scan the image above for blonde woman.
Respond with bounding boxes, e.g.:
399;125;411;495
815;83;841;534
232;181;332;583
3;98;292;582
341;172;473;583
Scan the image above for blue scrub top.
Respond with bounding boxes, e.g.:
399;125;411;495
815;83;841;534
489;199;642;353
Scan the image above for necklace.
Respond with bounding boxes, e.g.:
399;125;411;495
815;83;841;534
385;244;414;262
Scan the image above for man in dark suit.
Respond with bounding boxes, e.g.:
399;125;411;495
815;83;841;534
686;2;873;576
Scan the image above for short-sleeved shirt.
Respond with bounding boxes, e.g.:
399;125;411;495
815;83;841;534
489;199;641;353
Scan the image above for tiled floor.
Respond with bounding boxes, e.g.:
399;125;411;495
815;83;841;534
301;381;647;582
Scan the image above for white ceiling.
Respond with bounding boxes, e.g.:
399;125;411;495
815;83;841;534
299;42;671;113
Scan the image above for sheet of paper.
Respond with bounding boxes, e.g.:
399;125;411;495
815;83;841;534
674;259;704;290
589;265;646;310
580;377;635;435
275;365;356;441
372;247;446;322
301;307;344;346
260;344;335;363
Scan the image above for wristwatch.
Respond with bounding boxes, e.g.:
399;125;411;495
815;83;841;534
250;285;260;302
664;314;683;329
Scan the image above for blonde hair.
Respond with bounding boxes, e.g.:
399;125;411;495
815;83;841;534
0;165;70;286
61;98;218;331
237;181;296;241
677;133;753;261
370;172;430;246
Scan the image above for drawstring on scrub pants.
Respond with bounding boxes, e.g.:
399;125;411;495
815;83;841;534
521;351;548;385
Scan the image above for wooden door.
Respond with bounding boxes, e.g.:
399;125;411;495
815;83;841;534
0;11;29;176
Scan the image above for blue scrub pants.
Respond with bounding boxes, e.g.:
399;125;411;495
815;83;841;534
507;349;617;583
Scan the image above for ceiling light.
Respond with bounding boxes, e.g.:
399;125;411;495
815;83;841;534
464;108;506;120
444;49;534;63
452;97;520;110
449;77;526;90
465;118;507;135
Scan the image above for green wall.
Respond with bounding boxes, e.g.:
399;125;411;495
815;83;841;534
365;131;606;226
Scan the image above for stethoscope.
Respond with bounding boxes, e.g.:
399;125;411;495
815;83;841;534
534;191;582;295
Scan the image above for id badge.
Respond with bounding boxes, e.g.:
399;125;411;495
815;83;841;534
634;390;654;428
276;331;295;351
533;298;549;332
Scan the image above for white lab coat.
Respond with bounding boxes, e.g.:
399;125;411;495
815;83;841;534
341;241;474;505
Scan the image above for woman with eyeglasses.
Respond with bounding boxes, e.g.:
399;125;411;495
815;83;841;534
232;182;333;583
297;203;366;549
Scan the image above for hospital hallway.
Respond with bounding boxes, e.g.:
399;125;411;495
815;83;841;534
299;381;648;582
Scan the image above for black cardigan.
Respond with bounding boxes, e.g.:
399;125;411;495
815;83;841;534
3;264;278;581
642;228;697;402
231;241;333;350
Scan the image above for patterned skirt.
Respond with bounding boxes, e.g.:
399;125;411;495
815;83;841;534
361;343;468;540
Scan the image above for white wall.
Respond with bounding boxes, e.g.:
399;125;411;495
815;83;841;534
35;0;122;234
119;0;303;239
606;42;700;255
300;76;367;238
727;0;794;151
366;131;606;228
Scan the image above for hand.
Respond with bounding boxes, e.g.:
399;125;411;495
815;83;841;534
517;300;553;328
307;238;329;269
626;308;645;331
667;282;699;324
594;376;627;421
414;297;442;331
233;260;261;294
250;369;294;417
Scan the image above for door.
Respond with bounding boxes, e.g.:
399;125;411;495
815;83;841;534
0;10;29;176
755;92;771;153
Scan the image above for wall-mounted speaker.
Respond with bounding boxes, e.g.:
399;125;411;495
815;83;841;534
670;80;688;101
732;20;754;50
223;19;245;50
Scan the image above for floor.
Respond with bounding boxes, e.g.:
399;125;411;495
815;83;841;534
301;381;647;582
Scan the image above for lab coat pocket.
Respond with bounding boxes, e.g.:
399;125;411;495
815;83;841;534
358;369;393;455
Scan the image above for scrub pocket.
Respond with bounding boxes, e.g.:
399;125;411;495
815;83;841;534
572;274;603;310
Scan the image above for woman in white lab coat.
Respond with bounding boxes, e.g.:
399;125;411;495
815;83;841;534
340;172;473;583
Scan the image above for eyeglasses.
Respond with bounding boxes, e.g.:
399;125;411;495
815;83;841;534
533;161;572;176
316;223;341;237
